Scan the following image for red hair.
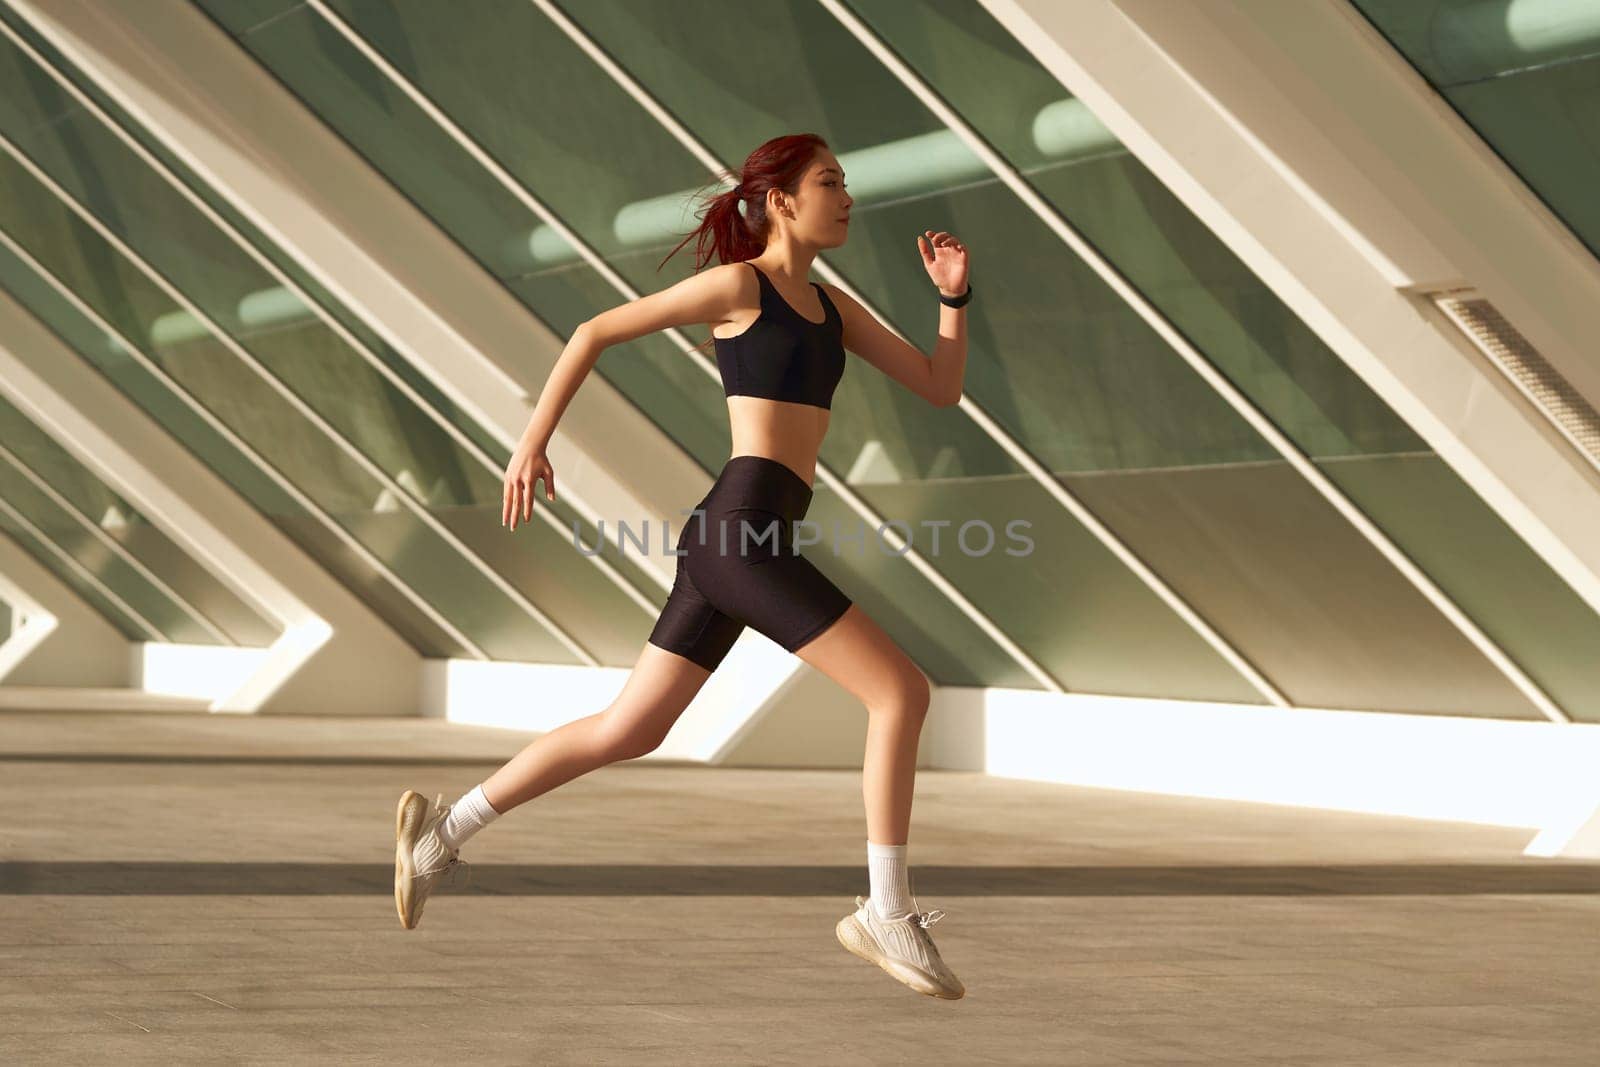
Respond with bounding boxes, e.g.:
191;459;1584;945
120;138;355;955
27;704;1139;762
659;133;831;274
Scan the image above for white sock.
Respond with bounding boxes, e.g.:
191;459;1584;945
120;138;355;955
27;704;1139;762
867;840;913;921
437;784;501;853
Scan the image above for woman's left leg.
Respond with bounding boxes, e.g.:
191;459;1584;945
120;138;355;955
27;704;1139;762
791;603;929;846
791;601;964;999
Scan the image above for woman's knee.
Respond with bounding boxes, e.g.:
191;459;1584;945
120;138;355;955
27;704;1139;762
593;710;667;762
906;667;931;712
870;666;930;720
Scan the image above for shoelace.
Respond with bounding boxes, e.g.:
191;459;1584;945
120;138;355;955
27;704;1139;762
416;849;471;886
859;894;947;929
907;872;945;928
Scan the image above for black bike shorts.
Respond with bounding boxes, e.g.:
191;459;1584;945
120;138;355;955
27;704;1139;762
646;454;853;671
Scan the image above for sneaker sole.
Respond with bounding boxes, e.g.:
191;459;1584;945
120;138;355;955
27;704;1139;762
394;789;430;929
835;913;965;1000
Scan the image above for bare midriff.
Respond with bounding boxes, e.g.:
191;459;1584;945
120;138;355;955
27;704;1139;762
724;397;829;490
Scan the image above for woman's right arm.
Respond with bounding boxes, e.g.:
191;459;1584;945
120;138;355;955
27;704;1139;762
503;263;742;530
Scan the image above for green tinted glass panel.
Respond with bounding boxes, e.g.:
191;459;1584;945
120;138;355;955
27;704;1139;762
1351;0;1600;263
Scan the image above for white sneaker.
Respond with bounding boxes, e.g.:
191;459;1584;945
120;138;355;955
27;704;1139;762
835;894;966;999
394;790;469;930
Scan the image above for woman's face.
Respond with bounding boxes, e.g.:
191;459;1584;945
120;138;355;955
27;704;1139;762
772;150;853;248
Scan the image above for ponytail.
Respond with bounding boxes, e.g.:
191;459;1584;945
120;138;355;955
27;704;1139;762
658;132;830;273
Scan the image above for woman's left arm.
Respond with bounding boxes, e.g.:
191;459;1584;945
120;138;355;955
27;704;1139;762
921;230;971;409
822;229;971;408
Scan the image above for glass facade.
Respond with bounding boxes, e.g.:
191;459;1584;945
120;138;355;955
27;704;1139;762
0;0;1589;722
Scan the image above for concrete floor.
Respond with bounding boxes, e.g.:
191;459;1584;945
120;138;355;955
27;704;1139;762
1;709;1597;1065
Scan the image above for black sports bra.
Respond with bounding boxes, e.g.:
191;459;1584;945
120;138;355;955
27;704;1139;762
714;262;846;411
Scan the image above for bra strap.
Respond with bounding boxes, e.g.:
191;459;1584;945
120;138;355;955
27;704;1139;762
812;281;839;323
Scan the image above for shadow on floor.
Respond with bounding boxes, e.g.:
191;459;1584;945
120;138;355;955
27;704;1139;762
3;861;1596;895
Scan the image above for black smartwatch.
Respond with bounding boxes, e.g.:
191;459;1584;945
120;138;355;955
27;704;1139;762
937;282;973;309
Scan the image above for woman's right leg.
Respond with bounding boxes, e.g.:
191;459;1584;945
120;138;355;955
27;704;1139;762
478;492;746;814
395;541;742;930
479;641;717;813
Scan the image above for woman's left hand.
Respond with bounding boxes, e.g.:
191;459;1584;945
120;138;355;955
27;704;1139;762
917;230;969;297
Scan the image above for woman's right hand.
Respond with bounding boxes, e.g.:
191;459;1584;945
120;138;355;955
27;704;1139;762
503;443;555;530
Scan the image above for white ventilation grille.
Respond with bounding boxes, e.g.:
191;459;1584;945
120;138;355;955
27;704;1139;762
1432;289;1600;468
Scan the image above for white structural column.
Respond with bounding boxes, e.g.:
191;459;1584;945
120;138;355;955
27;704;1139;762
980;0;1600;624
0;534;132;689
0;287;423;716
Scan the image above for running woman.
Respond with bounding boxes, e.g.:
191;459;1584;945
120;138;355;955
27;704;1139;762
394;132;972;1000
